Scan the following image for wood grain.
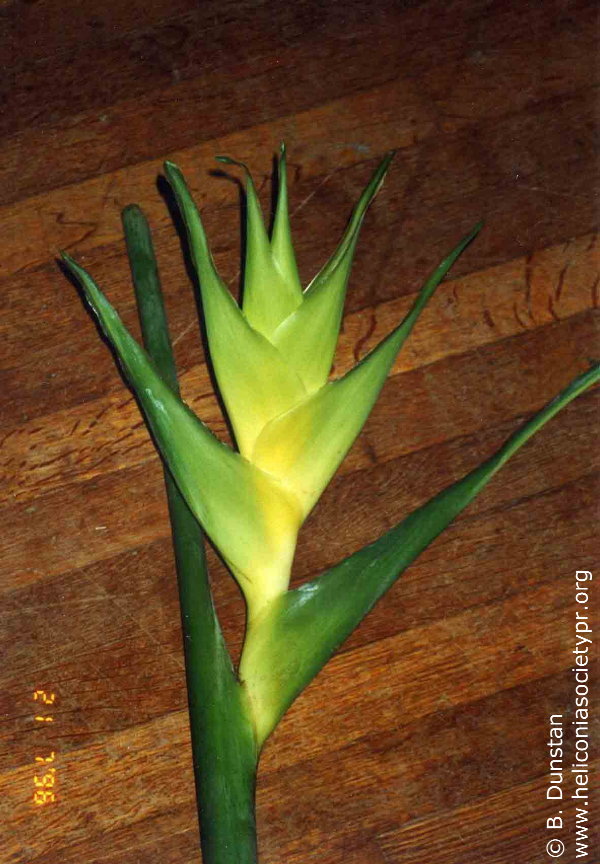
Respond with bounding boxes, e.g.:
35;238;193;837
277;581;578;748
1;0;598;861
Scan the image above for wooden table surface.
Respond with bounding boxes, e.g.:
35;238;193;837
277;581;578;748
1;1;598;861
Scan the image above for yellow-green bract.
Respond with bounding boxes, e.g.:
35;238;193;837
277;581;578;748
63;147;480;621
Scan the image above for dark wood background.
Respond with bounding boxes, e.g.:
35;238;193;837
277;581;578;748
1;1;598;861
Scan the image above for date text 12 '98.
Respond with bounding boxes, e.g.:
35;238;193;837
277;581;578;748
33;690;56;806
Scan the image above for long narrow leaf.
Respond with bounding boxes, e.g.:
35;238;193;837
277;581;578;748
122;204;180;394
122;204;227;673
241;363;600;745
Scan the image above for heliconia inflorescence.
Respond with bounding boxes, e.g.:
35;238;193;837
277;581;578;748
63;145;599;862
63;147;481;621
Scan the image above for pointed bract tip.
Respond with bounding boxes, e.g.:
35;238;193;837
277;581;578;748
215;154;250;174
369;150;397;193
374;150;396;173
163;161;184;184
461;220;484;247
582;360;600;383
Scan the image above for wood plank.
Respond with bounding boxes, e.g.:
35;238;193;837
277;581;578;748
260;678;595;858
1;82;596;278
0;0;197;65
1;0;595;202
377;770;599;863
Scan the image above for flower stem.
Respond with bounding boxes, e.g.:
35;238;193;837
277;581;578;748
172;480;259;861
123;204;259;862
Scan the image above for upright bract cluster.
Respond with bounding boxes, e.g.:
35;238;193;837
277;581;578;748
63;147;479;621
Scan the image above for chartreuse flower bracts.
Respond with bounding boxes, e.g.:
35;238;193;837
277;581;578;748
62;146;599;864
64;150;479;616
